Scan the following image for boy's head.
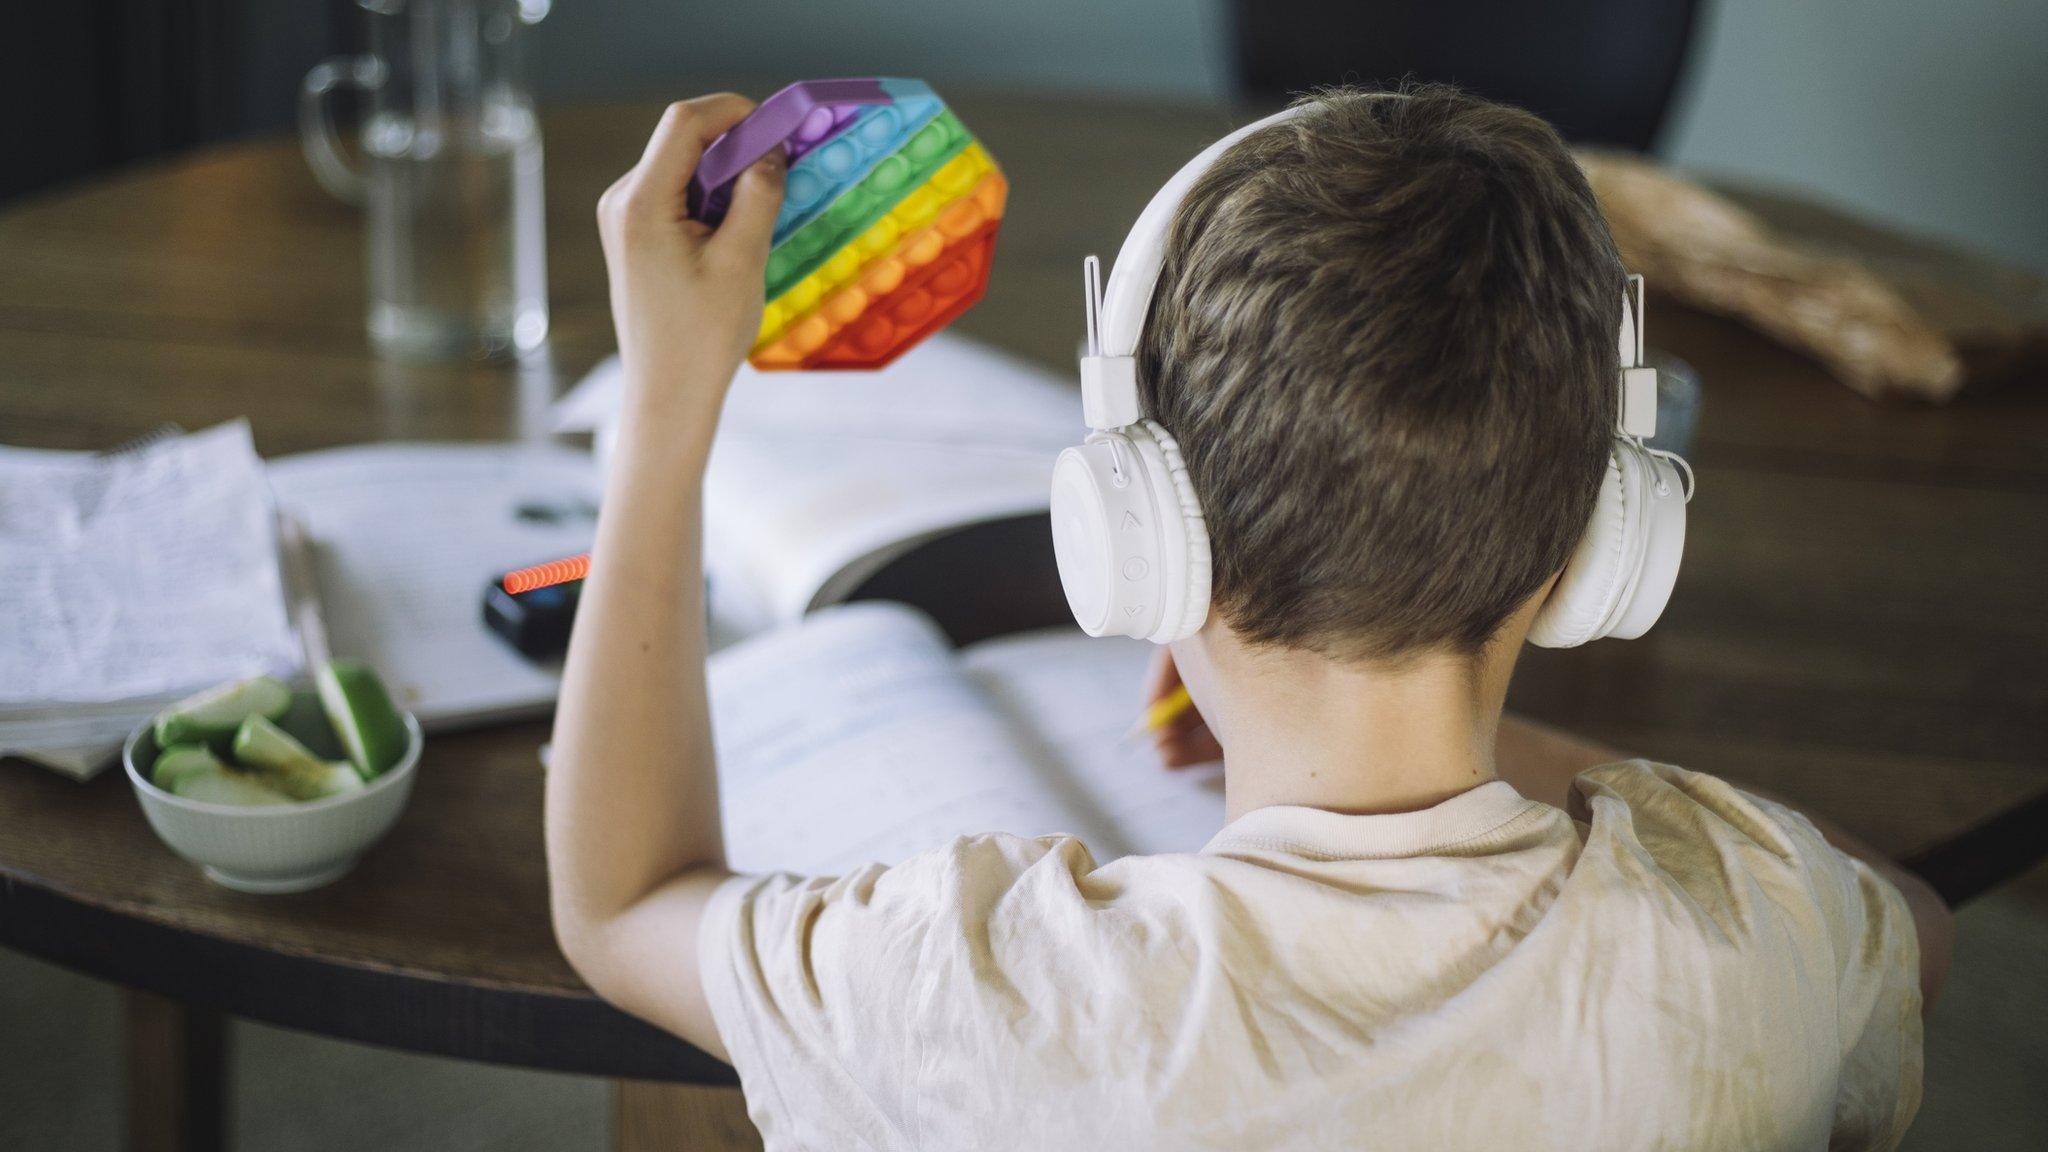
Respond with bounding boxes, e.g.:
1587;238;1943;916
1140;85;1625;663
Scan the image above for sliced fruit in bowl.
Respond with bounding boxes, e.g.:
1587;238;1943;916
126;661;423;894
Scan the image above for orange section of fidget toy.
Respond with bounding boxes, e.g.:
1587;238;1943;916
750;169;1007;369
804;220;1000;369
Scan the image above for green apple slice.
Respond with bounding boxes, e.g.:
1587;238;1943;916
316;659;409;779
264;758;365;802
171;765;293;807
273;691;347;761
232;716;366;801
154;676;292;750
152;743;227;793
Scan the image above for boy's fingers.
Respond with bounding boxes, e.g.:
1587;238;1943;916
629;93;757;216
708;150;786;261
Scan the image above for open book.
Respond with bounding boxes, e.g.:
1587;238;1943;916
557;334;1080;643
709;601;1227;875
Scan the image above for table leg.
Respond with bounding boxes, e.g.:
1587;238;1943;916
124;991;227;1152
616;1079;760;1152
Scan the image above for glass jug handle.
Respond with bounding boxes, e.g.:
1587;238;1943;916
299;56;383;205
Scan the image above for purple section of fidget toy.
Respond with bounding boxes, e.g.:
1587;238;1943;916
688;78;891;225
693;105;861;225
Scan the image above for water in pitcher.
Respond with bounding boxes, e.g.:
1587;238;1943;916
362;100;548;358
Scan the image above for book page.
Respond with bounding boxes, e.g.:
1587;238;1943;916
962;629;1229;860
709;602;1093;875
557;335;1083;637
703;433;1060;632
266;443;601;730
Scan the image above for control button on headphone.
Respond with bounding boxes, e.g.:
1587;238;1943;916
1121;511;1143;531
1122;557;1151;581
1123;604;1144;617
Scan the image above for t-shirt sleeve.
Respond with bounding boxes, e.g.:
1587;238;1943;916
1742;792;1925;1151
697;832;1102;1149
1574;763;1924;1151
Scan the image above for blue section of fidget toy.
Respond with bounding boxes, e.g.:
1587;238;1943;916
770;81;945;247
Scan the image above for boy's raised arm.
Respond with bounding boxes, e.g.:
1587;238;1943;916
543;95;785;1060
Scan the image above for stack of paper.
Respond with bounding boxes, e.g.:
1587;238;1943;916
0;422;301;777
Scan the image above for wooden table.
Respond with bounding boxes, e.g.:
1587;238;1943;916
2;93;2045;1151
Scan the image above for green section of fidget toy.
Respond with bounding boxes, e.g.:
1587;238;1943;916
764;110;976;301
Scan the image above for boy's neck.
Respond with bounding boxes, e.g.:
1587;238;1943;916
1186;609;1532;822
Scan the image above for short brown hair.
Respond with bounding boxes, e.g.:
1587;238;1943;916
1140;84;1624;660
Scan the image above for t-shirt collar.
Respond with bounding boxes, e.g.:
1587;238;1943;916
1202;780;1544;860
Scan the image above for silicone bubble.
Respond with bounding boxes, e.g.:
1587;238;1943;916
755;166;1007;368
772;84;944;246
688;78;1005;371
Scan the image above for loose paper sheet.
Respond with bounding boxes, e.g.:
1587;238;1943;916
0;421;299;711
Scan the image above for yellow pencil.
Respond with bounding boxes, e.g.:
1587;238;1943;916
1140;684;1196;733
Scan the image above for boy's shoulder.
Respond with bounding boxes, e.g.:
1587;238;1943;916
1565;759;1910;952
1569;758;1815;865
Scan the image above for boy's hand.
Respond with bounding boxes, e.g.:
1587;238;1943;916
1142;648;1223;768
597;94;786;433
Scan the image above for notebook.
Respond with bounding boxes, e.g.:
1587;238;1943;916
266;442;602;731
709;601;1226;875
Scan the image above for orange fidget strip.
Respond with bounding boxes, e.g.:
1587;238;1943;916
502;553;589;595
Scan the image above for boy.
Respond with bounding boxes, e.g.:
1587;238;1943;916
546;86;1950;1150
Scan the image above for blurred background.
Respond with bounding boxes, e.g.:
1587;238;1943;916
4;0;2045;271
3;3;2045;1151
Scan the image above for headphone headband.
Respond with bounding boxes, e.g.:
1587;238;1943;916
1055;95;1691;649
1079;105;1313;431
1097;105;1314;359
1079;97;1657;440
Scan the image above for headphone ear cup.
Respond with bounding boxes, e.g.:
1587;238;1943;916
1530;447;1633;649
1530;441;1688;648
1135;420;1210;642
1603;447;1687;640
1050;421;1210;643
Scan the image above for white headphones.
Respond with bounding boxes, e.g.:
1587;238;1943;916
1049;103;1695;648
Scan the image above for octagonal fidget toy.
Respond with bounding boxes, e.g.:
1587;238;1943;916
687;78;1006;371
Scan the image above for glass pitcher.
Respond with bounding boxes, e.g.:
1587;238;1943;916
301;0;550;359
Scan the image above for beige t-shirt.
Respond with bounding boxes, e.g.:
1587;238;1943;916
701;762;1922;1151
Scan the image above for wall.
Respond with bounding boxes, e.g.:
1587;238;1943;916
1660;0;2048;271
245;0;2046;272
528;0;1230;104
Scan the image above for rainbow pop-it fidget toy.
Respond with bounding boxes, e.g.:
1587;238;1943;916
687;78;1006;371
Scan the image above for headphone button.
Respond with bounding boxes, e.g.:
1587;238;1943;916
1122;557;1151;581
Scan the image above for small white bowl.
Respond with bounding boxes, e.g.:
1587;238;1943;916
124;702;423;894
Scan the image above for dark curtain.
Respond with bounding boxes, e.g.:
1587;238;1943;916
1231;0;1704;150
0;0;353;204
